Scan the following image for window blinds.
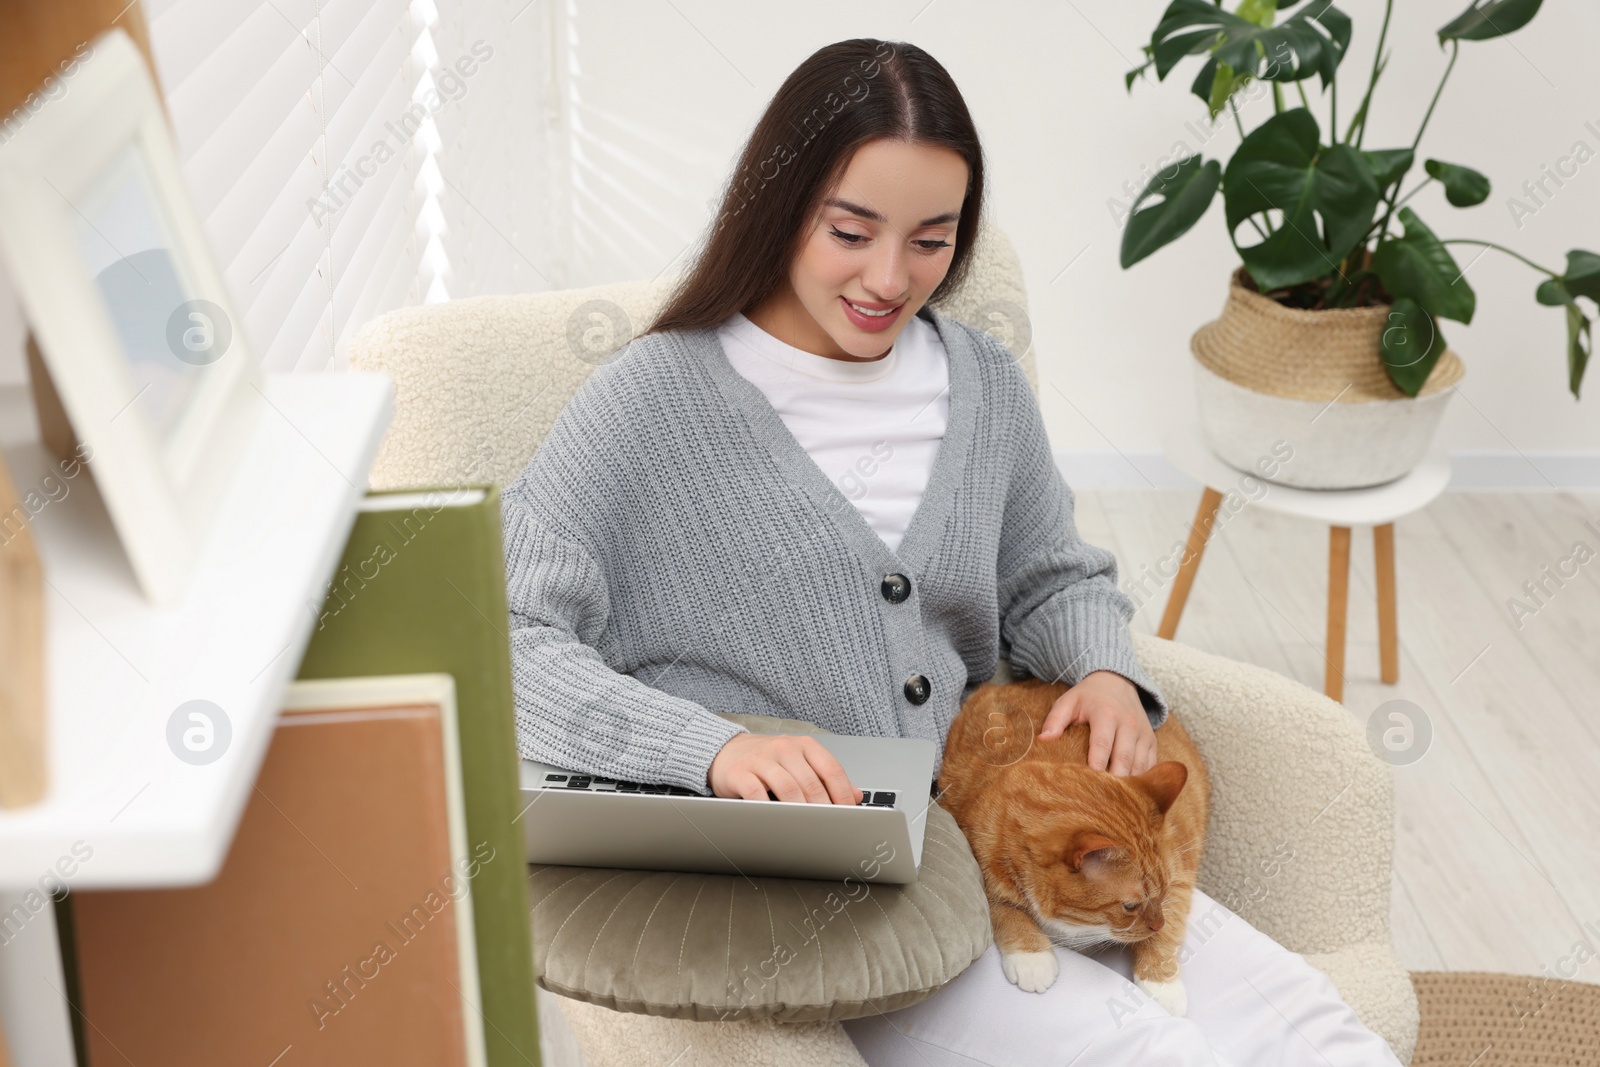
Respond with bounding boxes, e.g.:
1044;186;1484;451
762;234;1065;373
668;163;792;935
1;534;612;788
430;0;560;299
0;0;563;385
142;0;558;373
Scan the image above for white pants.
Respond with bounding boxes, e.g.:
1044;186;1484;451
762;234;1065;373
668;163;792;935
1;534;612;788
841;889;1401;1067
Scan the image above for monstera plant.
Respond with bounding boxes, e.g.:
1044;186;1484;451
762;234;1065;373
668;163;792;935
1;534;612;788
1122;0;1597;399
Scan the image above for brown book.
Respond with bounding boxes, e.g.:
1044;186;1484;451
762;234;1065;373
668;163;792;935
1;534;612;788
70;675;487;1067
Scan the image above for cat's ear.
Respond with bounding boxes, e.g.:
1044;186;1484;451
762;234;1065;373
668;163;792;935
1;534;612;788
1131;761;1188;816
1066;831;1123;875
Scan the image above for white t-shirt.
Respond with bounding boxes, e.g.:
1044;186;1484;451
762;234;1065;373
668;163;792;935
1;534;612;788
715;310;950;554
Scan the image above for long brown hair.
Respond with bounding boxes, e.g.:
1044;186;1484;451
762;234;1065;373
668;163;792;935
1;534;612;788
646;39;986;336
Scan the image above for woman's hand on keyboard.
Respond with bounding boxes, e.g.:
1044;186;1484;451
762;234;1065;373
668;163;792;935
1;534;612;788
708;733;864;804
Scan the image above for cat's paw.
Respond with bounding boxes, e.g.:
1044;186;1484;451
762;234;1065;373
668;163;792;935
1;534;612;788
1000;949;1059;993
1137;975;1188;1016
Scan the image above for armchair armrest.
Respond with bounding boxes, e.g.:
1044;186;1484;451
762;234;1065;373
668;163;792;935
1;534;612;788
1132;634;1417;1062
1132;633;1393;954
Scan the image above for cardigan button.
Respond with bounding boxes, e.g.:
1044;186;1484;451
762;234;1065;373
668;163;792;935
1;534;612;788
881;573;911;603
903;673;931;705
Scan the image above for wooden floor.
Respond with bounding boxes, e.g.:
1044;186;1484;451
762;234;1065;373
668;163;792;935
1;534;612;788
1077;489;1600;983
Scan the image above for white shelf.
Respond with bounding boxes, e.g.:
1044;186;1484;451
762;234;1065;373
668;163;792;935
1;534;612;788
0;372;393;888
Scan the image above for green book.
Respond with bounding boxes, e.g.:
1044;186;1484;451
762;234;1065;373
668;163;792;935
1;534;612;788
296;486;539;1067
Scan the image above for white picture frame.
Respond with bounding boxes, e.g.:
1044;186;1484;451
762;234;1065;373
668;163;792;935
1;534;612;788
0;27;261;607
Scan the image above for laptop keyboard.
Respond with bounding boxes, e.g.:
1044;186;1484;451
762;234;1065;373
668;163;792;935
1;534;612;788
538;773;898;807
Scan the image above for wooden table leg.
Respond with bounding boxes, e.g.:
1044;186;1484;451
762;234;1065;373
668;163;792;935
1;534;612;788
1326;525;1351;702
1158;487;1225;640
1374;523;1399;684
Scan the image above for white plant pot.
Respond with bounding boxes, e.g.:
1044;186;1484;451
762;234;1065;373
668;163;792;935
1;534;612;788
1188;268;1464;491
1194;358;1456;489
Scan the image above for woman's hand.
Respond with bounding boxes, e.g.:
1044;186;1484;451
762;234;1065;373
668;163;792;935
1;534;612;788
1036;671;1157;776
709;733;864;804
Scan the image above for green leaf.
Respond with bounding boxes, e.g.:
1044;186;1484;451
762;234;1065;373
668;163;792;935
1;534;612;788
1147;0;1352;90
1155;23;1238;81
1191;55;1256;118
1372;207;1477;323
1237;0;1279;27
1126;48;1157;91
1561;248;1600;303
1565;301;1593;398
1537;253;1600;397
1439;0;1544;42
1381;297;1448;397
1121;155;1223;269
1362;148;1415;189
1424;159;1491;206
1222;108;1383;290
1535;277;1569;306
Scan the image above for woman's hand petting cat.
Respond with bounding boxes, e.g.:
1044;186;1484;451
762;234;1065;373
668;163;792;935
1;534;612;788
1036;671;1157;776
708;732;866;804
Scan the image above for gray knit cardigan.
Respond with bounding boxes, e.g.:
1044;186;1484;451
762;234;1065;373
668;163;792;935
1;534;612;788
501;307;1167;794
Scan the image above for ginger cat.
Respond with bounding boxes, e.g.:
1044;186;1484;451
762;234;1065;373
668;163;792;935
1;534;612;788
936;677;1209;1015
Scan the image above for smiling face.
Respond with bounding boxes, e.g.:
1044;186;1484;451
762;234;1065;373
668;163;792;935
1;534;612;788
744;137;969;360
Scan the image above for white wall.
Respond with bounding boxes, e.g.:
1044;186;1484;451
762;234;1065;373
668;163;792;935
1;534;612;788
549;0;1600;475
4;0;1597;480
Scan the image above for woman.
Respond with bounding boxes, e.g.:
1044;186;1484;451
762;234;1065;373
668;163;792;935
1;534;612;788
503;37;1400;1067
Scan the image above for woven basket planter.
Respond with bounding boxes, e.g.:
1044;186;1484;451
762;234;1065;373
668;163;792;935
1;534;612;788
1190;267;1464;489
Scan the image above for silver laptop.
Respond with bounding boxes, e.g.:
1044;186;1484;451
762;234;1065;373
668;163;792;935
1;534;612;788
518;733;935;884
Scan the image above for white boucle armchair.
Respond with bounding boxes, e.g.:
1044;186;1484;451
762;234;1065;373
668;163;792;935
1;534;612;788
347;226;1420;1066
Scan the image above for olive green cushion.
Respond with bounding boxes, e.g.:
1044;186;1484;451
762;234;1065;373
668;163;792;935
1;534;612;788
526;712;993;1022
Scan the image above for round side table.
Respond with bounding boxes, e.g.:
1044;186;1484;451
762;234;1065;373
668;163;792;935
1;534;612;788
1158;421;1451;702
